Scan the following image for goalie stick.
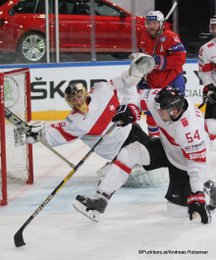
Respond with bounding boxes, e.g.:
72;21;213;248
4;107;75;168
12;118;117;247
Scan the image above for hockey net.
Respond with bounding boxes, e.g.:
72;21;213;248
0;68;33;205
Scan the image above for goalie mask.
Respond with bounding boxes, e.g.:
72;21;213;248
145;11;164;29
154;86;185;119
64;83;89;114
209;15;216;34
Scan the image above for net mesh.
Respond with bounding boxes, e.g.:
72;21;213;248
1;71;29;183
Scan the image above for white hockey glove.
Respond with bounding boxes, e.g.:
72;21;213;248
121;53;155;85
26;121;46;144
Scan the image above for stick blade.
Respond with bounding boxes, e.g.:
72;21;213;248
14;230;26;247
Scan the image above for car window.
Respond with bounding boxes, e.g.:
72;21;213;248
82;0;123;16
59;0;75;15
0;0;9;7
12;0;45;14
93;0;123;16
66;0;124;16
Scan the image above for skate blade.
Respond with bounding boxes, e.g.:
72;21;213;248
73;200;100;222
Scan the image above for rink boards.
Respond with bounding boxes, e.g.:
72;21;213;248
0;59;204;120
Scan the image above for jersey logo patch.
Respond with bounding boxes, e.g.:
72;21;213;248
108;104;116;111
181;117;188;127
182;148;206;162
160;36;166;42
207;42;214;48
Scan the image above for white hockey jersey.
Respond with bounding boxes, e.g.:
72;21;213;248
43;77;140;160
140;89;210;192
198;37;216;86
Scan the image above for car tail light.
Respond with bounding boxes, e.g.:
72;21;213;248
0;18;5;26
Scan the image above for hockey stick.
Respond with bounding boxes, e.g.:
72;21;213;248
198;102;205;109
4;107;75;168
13;122;117;247
152;1;178;55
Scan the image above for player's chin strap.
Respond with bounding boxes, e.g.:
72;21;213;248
13;121;118;248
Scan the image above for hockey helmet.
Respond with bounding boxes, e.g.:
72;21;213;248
64;82;89;114
154;86;185;112
145;11;164;28
210;15;216;34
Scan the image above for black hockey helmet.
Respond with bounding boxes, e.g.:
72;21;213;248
154;86;185;111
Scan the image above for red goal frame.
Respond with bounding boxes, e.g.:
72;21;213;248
0;68;33;205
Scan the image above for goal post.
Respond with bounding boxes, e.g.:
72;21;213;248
0;68;33;205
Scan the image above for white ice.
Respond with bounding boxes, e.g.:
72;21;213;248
1;128;216;260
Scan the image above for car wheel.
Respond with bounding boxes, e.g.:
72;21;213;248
18;32;46;63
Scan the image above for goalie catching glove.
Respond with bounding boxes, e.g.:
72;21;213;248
112;104;141;127
14;121;46;146
187;191;211;224
121;53;155;85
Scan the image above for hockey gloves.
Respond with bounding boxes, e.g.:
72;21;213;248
203;84;216;105
112;104;141;127
26;121;46;144
187;191;211;224
121;53;155;85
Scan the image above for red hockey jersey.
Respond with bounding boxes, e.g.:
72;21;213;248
139;29;186;88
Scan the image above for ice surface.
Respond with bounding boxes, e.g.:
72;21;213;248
0;135;216;260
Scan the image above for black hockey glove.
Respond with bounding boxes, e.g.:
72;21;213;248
112;104;141;127
203;84;216;105
187;191;211;224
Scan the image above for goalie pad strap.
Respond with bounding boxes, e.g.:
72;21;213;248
113;160;132;174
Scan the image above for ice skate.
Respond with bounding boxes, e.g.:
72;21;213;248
73;192;109;222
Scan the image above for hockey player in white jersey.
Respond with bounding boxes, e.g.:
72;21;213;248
75;86;216;224
198;15;216;148
16;52;215;224
22;53;154;161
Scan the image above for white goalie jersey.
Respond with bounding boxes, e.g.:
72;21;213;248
43;77;140;160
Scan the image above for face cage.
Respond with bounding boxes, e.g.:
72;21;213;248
65;90;86;108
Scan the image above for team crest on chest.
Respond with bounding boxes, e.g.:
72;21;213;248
160;36;166;42
108;104;116;111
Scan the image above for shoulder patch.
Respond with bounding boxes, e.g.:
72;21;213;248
207;42;214;48
181;117;189;127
